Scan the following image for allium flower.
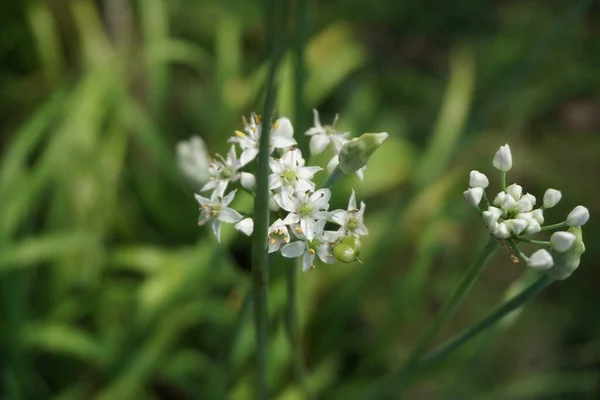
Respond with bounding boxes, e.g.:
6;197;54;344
235;218;254;236
305;109;349;155
280;219;341;271
465;143;589;276
330;189;369;237
268;218;291;253
566;206;590;227
240;172;256;190
327;154;366;181
276;189;331;241
268;149;322;196
527;249;554;270
230;114;297;166
177;136;210;187
201;145;241;195
195;189;242;242
492;144;512;172
551;231;575;252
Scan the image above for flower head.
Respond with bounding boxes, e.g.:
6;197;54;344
268;149;321;196
201;145;241;195
330;189;369;237
195;189;242;242
305;109;349;155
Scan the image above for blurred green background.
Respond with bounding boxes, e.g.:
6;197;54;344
1;0;599;398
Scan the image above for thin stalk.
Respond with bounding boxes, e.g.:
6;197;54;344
500;171;506;191
518;238;551;246
541;221;567;231
320;165;344;189
401;236;499;370
416;274;552;370
251;0;289;397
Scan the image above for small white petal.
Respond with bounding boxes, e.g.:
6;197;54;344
327;155;339;174
531;209;544;225
212;220;222;243
483;206;503;226
221;190;237;206
302;251;315;272
464;187;483;207
551;231;576;252
543;189;562;209
219;207;243;223
235;218;254;236
516;197;534;213
527;249;553;270
493;144;512;172
469;170;489;188
493;192;506;207
506;219;527;235
281;241;306;258
501;194;517;211
492;222;511;239
241;172;256;190
505;184;522;201
525;219;541;234
271;136;297;149
273;117;294;138
194;193;211;206
516;212;533;222
566;205;590;227
522;193;536;207
240;148;259;166
310;134;330;155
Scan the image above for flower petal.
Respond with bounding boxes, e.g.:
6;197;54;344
219;206;243;223
281;241;306;258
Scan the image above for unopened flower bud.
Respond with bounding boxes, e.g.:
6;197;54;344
506;218;528;235
550;231;576;252
464;187;483;206
235;218;254;236
469;170;489;188
516;197;534;213
524;219;541;234
492;222;511;239
505;183;522;201
547;227;585;280
543;188;562;208
527;249;553;270
273;117;294;138
566;205;589;227
338;132;388;175
493;144;512;172
502;194;517;211
522;193;536;206
333;236;361;263
531;209;544;225
493;192;506;207
483;206;502;226
241;172;256;190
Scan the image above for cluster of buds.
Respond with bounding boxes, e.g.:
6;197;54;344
464;144;589;279
178;110;388;271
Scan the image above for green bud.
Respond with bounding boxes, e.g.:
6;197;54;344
338;132;388;174
546;227;585;281
333;236;361;263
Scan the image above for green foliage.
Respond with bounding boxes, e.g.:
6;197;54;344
1;0;599;398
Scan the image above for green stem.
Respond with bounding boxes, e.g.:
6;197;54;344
320;165;344;189
509;239;529;261
500;171;506;191
416;274;552;371
401;236;499;370
540;221;567;231
285;260;311;398
251;0;289;397
517;238;551;246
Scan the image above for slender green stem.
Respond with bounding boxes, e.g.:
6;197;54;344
482;191;490;208
500;171;506;191
541;221;567;231
285;260;311;397
251;0;289;397
518;238;551;246
320;165;345;189
416;274;552;370
401;236;499;370
509;239;529;261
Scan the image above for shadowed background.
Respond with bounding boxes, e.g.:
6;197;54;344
1;0;599;398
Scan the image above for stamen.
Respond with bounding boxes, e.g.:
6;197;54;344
308;248;316;255
270;238;277;245
295;227;303;234
235;130;246;138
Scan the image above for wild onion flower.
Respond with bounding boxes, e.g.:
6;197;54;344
180;111;387;271
176;136;211;187
465;143;589;278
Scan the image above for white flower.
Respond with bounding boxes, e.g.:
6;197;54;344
327;154;366;181
543;189;562;209
501;193;517;211
194;190;242;242
491;222;511;239
201;145;241;195
516;197;534;213
566;205;589;227
551;231;576;252
469;170;489;188
240;172;256;190
330;190;369;237
483;206;503;226
524;219;541;234
527;249;554;270
305;109;349;155
276;189;331;241
176;136;210;187
268;149;321;195
531;209;544;224
235;218;254;236
230;114;297;166
280;219;341;271
505;183;522;201
493;144;512;172
268;218;291;253
493;191;506;207
505;218;528;235
464;187;484;207
522;193;536;206
273;117;294;139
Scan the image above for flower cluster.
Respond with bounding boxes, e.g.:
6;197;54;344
181;110;387;271
465;144;589;278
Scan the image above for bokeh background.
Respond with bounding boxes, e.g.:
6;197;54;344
1;0;599;398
